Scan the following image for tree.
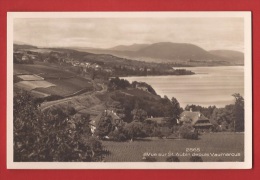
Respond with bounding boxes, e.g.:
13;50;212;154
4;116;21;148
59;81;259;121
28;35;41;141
210;105;234;131
13;90;103;162
95;113;113;138
232;93;244;132
190;156;203;162
124;121;145;141
178;124;198;140
131;108;148;122
166;156;180;162
13;91;43;161
170;97;182;125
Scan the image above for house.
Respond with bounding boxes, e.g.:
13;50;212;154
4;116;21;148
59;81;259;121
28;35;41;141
90;110;123;134
136;84;148;92
22;55;29;61
179;109;212;131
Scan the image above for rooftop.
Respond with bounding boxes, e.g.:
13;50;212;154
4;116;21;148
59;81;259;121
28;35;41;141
179;111;210;126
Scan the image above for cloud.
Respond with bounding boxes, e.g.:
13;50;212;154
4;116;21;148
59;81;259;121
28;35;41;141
13;17;244;51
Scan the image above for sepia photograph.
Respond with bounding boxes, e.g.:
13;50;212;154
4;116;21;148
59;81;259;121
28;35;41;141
7;12;252;169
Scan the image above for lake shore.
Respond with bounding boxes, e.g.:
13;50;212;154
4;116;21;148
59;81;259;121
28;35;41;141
123;66;244;108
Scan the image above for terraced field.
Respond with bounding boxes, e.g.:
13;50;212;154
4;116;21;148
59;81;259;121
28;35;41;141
14;63;94;98
15;81;55;91
35;78;93;97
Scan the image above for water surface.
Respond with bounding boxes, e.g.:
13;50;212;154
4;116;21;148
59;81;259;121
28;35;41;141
124;66;244;108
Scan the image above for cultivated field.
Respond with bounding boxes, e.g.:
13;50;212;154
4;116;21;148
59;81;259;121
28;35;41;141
18;74;44;81
102;133;244;162
36;77;93;97
14;63;94;97
15;80;55;91
14;63;74;78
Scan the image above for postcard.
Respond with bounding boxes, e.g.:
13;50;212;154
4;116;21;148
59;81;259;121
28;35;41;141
7;12;252;169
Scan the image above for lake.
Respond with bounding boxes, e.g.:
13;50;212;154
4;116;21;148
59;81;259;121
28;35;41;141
123;66;244;108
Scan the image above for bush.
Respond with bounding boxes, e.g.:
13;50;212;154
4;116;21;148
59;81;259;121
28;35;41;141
95;113;113;138
142;156;157;162
124;121;146;141
166;156;180;162
179;124;198;140
151;129;163;138
108;129;127;142
190;156;203;162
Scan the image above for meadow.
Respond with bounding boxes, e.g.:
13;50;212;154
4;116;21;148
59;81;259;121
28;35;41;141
102;133;244;162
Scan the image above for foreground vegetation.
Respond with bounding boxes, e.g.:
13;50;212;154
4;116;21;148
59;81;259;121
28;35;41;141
13;91;105;162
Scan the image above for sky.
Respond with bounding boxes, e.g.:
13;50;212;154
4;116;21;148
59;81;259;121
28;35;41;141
13;18;244;52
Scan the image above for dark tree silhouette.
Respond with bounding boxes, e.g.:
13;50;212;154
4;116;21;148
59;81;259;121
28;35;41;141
232;93;244;132
95;113;113;138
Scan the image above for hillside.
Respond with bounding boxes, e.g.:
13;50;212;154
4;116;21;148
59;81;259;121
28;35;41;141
108;43;149;51
132;42;223;61
74;42;241;66
209;50;244;65
14;44;38;50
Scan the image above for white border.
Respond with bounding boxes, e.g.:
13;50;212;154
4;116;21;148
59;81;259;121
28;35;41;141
7;12;252;169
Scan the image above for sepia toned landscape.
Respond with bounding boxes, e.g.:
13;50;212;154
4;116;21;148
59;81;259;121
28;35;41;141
12;15;246;163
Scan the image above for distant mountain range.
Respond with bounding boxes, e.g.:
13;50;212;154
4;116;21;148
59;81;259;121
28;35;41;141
14;42;244;66
73;42;244;65
208;50;244;65
108;43;149;51
14;44;38;50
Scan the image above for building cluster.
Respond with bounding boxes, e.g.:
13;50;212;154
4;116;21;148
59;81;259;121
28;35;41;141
14;50;40;63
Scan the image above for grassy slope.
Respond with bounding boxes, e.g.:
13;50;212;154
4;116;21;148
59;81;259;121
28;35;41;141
102;133;244;162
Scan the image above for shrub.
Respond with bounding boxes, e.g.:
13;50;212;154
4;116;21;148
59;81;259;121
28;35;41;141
179;124;198;140
151;129;163;138
108;129;128;142
142;156;157;162
190;156;203;162
95;113;113;138
124;121;146;141
166;156;180;162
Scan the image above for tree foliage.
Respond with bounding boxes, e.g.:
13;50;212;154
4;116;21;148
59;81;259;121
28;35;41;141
210;94;244;132
179;124;198;140
13;90;103;162
232;93;244;132
94;113;113;138
210;105;234;131
108;77;131;90
131;108;148;122
124;121;146;141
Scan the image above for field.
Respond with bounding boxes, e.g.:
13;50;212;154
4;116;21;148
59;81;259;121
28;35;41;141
102;133;244;162
18;74;44;81
15;81;55;91
14;63;94;97
14;63;74;78
36;77;93;97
